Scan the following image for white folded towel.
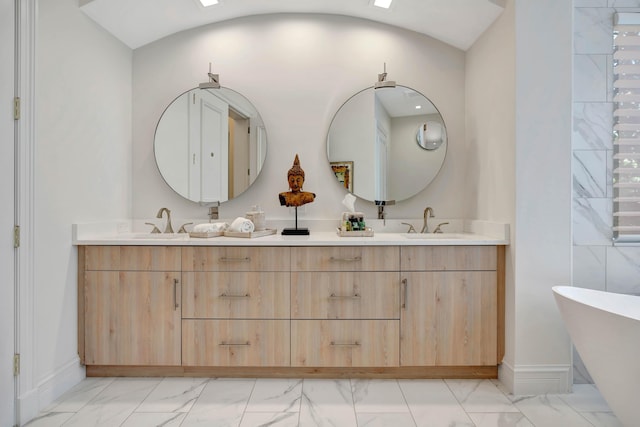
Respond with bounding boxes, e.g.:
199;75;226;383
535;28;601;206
193;222;228;233
229;217;255;233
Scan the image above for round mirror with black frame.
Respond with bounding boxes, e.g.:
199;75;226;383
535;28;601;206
326;85;447;203
154;87;267;204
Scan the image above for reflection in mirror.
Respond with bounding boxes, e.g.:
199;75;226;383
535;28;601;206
327;85;447;203
154;87;267;204
416;121;445;151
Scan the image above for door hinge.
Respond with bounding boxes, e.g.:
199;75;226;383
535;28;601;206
247;126;250;134
13;354;20;376
14;97;20;120
14;225;20;248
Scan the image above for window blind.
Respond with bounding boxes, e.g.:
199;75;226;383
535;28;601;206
613;13;640;242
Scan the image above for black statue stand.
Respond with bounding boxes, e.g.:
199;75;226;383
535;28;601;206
281;207;309;235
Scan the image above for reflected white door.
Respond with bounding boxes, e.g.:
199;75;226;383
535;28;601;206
0;0;16;424
190;90;229;203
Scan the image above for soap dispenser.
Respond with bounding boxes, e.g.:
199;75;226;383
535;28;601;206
246;205;266;231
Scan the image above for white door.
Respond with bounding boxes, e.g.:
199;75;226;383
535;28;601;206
191;90;229;203
0;0;16;424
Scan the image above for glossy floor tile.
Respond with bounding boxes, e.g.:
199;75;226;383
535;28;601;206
25;378;622;427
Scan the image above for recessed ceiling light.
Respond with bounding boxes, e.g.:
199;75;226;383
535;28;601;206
415;105;422;109
373;0;393;9
199;0;219;6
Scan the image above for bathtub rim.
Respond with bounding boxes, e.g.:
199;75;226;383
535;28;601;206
552;285;640;323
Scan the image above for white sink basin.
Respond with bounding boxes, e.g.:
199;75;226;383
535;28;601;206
131;233;187;239
403;233;466;239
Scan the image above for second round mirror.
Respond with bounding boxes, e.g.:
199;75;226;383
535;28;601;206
327;85;447;203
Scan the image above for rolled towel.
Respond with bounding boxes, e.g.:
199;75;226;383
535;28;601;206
193;222;228;233
229;217;255;233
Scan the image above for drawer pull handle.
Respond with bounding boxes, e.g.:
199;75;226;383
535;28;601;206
402;278;408;309
329;256;362;262
219;293;251;298
329;293;361;299
173;278;179;310
219;341;251;346
219;257;251;262
330;341;360;347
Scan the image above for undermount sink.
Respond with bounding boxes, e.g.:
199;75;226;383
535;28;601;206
131;233;186;239
403;233;466;239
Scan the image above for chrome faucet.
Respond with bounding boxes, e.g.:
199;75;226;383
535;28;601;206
421;207;434;233
156;207;174;233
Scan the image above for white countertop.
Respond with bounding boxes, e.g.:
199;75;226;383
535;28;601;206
72;219;509;246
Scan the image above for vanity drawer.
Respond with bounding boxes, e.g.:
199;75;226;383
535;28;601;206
291;320;399;367
292;246;399;271
291;272;399;319
182;272;289;319
182;319;290;366
85;246;181;271
182;247;290;271
400;246;497;271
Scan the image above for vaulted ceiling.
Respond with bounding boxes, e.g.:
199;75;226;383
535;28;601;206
80;0;505;50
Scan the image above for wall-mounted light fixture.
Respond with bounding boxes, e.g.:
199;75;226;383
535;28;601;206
199;63;220;89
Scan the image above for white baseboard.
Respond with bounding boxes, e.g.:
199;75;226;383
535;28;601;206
499;361;572;395
19;356;85;425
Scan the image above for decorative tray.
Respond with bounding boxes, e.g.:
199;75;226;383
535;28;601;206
189;231;224;238
336;228;374;237
223;228;277;238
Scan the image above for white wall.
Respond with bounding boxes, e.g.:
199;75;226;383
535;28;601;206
466;0;573;394
132;14;467;223
22;0;132;419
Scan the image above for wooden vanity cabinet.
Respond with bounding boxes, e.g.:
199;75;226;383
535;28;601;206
78;243;505;378
80;246;182;366
400;246;503;367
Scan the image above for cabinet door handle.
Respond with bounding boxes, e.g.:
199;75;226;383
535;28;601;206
219;292;251;298
173;278;180;310
402;278;408;309
330;341;360;346
219;341;251;346
329;256;362;262
329;293;361;299
219;257;251;262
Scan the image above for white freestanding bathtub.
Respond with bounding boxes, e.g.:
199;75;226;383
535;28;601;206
553;286;640;427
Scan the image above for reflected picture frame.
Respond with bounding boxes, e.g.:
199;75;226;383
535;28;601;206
330;161;353;192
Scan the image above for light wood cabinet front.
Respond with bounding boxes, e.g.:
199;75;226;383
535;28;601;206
84;271;182;366
292;246;399;271
85;246;181;271
182;319;290;366
400;271;497;366
401;246;496;271
182;247;290;271
291;320;399;367
182;272;289;319
291;272;399;319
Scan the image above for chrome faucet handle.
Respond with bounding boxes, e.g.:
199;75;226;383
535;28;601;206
145;222;162;234
401;222;417;233
178;222;193;233
433;222;449;234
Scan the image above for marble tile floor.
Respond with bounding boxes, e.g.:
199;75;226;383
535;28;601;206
26;378;622;427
